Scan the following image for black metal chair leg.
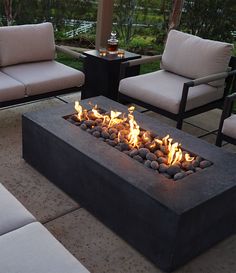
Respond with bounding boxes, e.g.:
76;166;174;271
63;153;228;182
176;118;183;129
216;133;223;147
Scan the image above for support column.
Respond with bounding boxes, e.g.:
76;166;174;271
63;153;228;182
95;0;114;49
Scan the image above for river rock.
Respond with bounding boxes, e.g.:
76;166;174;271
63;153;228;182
167;165;181;176
92;131;100;138
157;157;167;164
174;172;187;181
94;125;102;132
84;120;95;127
200;160;212;169
155;150;164;158
138;148;150;158
80;123;87;130
159;163;168;173
144;160;152;168
109;128;118;135
101;131;110;139
151;161;159;170
146;152;157;161
133;155;144;163
182;162;195;171
108;140;116;147
192;159;199;168
129;149;139;157
119;143;129;151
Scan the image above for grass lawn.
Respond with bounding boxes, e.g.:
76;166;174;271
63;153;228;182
56;52;84;70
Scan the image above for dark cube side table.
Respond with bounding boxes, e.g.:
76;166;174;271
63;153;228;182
82;50;141;101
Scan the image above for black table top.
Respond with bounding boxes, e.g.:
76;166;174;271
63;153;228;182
83;49;141;63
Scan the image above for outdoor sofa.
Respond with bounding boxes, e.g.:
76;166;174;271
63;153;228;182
0;22;85;108
0;183;90;273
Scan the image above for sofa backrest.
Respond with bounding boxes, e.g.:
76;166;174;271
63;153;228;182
0;22;55;67
161;30;233;87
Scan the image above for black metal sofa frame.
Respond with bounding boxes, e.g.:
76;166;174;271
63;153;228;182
0;45;85;109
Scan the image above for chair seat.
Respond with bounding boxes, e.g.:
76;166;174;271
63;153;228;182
119;70;224;114
1;61;85;96
222;114;236;139
0;222;90;273
0;184;35;236
0;71;25;102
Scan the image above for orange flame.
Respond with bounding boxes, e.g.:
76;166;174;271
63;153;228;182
185;153;194;162
142;131;151;143
108;110;123;127
128;106;140;148
74;102;195;165
75;101;83;121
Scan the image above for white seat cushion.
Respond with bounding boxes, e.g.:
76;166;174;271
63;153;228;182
222;114;236;139
119;70;224;114
2;61;85;96
161;30;233;87
0;184;35;235
0;71;25;102
0;222;90;273
0;23;55;67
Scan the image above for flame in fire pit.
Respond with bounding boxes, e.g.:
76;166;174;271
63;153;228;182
75;101;83;121
128;106;140;148
74;101;194;166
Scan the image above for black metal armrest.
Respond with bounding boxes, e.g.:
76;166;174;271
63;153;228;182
216;92;236;143
191;72;230;86
55;45;86;61
123;54;162;67
119;54;162;80
222;92;236;118
178;70;236;115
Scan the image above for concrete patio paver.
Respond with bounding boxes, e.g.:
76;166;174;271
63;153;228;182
45;208;159;273
0;98;80;223
45;208;236;273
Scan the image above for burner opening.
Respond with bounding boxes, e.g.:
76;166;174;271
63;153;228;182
64;101;212;181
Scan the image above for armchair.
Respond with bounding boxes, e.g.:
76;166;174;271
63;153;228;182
118;30;236;129
0;22;85;108
216;92;236;146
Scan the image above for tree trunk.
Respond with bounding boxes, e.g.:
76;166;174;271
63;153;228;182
4;0;13;26
168;0;184;32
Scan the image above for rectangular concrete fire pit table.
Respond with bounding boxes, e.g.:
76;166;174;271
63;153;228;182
22;96;236;272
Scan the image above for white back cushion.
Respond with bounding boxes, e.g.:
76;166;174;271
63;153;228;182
161;30;233;87
0;22;55;67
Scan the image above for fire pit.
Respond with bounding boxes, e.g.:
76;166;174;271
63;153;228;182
64;101;212;181
22;96;236;272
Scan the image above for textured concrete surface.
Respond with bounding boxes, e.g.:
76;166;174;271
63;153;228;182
1;93;236;273
45;208;236;273
0;98;79;223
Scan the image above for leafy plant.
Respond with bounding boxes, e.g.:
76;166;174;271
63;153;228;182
180;0;236;42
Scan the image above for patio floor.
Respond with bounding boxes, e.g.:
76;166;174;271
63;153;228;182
1;91;236;273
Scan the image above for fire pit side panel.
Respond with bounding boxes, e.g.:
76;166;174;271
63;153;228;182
22;115;180;272
172;189;236;269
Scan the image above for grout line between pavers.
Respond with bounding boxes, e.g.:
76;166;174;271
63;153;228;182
55;96;69;104
42;206;82;225
183;120;211;133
